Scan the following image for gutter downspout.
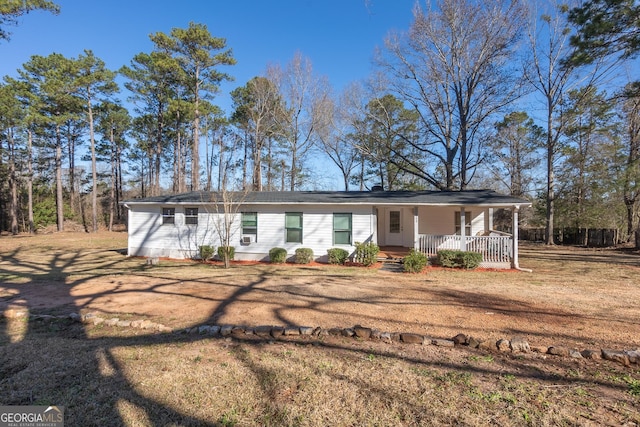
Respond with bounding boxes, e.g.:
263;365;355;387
123;203;131;257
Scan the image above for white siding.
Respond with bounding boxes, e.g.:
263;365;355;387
418;206;485;236
128;202;495;261
470;210;486;236
128;203;375;261
127;204;233;259
239;204;374;261
419;206;456;235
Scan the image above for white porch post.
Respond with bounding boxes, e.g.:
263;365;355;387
488;207;494;231
372;207;378;245
512;206;520;269
413;206;419;249
460;208;466;251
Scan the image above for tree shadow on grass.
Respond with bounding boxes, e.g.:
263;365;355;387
0;237;639;425
0;243;227;425
4;318;637;425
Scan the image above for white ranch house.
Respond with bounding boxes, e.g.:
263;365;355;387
123;190;531;269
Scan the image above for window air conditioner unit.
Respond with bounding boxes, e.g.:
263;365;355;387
241;236;252;244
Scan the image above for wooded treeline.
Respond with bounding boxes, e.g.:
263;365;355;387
0;0;639;247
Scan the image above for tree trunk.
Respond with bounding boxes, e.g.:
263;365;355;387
545;152;555;245
174;123;183;194
223;247;231;269
154;142;161;196
624;197;636;240
88;98;98;233
343;170;350;192
445;147;455;190
67;125;76;215
281;160;286;191
8;128;18;234
253;142;263;191
173;130;179;194
253;128;263;191
459;113;468;191
108;127;115;231
266;138;274;190
27;129;34;233
116;140;123;220
218;137;225;191
205;126;212;192
242;130;249;190
56;125;64;232
513;140;523;197
290;145;297;191
192;72;201;191
545;105;555;245
153;115;163;196
140;155;146;198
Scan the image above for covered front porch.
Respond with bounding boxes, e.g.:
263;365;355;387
375;205;523;269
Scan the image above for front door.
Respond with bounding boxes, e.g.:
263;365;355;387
386;209;403;246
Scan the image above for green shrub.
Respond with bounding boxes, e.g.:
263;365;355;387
269;247;287;263
436;250;459;268
217;246;235;261
327;248;349;265
458;251;482;269
33;198;76;228
33;198;56;228
295;248;314;264
199;245;215;261
403;249;428;273
436;250;482;269
354;241;380;266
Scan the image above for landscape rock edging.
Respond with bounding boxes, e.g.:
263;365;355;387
4;310;638;367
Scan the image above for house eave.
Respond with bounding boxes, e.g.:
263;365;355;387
121;190;532;209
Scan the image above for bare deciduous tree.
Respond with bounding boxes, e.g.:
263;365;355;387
231;76;283;191
379;0;526;190
315;85;362;191
268;52;330;191
524;0;608;244
203;186;250;269
618;83;640;246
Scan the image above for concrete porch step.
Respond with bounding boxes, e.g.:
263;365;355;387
377;256;404;264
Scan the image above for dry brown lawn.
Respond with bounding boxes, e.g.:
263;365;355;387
1;231;639;426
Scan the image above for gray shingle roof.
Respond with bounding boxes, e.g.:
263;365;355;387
123;190;530;207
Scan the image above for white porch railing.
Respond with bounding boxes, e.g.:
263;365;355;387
417;234;513;265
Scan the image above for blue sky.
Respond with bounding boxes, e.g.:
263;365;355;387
1;0;416;112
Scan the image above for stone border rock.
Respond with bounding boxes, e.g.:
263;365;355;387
5;309;639;367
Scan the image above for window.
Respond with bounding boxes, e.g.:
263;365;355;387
242;212;258;238
185;208;198;225
285;212;303;243
333;213;352;245
455;210;472;235
389;210;401;233
162;208;175;225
